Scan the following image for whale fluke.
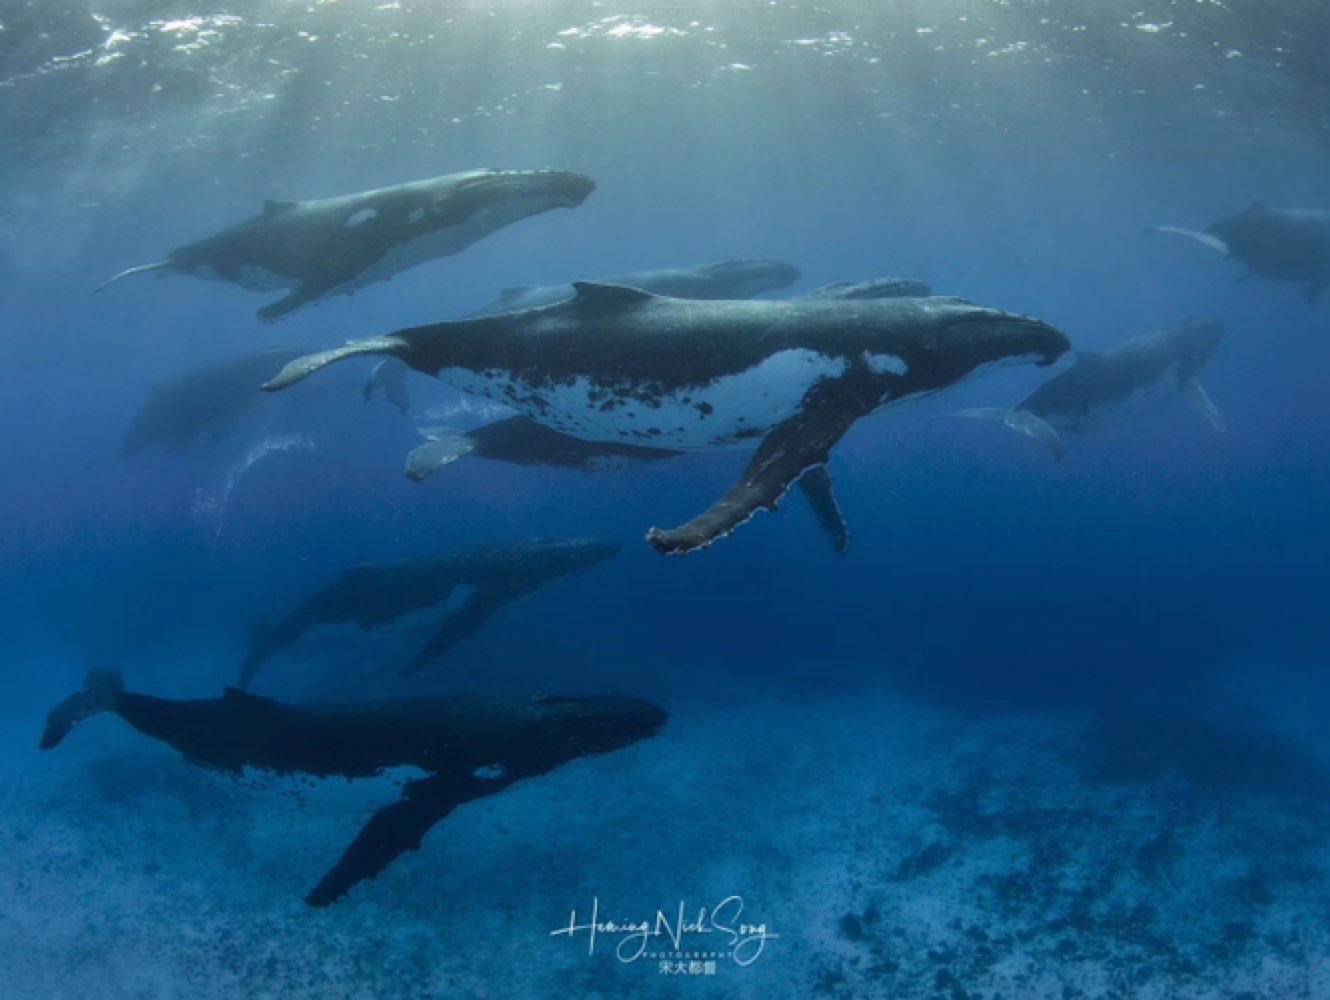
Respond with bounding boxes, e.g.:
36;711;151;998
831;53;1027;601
94;260;172;293
263;337;406;391
39;669;125;749
946;406;1065;462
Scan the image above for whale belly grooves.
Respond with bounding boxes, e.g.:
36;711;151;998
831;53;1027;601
437;348;851;449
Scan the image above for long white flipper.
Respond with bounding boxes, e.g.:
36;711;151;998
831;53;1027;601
94;260;172;293
1147;226;1231;256
946;406;1065;462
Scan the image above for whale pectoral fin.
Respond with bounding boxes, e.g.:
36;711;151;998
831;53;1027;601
94;260;171;293
1182;376;1225;432
257;283;331;323
405;429;476;481
306;775;465;907
263;337;407;392
796;465;850;555
648;376;882;556
938;407;1064;461
1147;225;1231;256
397;588;504;676
1003;410;1065;462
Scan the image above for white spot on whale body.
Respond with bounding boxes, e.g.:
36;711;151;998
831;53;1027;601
345;208;378;227
408;207;427;224
473;763;506;780
436;348;849;450
862;351;908;376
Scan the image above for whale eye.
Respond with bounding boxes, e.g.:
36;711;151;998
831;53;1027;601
473;764;506;780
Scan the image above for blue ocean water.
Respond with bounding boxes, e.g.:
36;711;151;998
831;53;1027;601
2;2;1330;996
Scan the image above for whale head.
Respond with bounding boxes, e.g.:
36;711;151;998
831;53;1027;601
1169;318;1225;373
923;297;1071;377
526;693;668;760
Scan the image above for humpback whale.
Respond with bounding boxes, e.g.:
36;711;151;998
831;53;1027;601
948;319;1226;461
406;418;852;553
40;670;665;906
122;347;305;457
263;285;1069;554
798;276;932;300
465;258;800;317
96;169;596;321
1150;202;1330;302
239;537;621;688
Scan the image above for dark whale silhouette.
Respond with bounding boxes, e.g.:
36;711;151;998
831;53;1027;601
239;538;621;688
40;670;665;906
263;285;1069;554
466;257;800;317
121;347;305;457
948;319;1225;460
1150;202;1330;302
95;169;596;321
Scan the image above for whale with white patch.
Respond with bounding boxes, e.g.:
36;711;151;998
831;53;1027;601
95;168;596;321
263;284;1069;554
947;318;1226;461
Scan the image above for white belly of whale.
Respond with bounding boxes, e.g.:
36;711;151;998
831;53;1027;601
438;348;851;449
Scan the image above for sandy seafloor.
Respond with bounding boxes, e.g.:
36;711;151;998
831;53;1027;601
3;668;1329;1000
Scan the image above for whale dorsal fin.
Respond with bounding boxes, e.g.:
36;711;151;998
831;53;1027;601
262;199;297;217
571;282;657;308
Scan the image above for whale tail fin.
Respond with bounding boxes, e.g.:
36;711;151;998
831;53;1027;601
945;407;1065;462
40;669;125;749
405;427;476;482
263;337;407;393
94;260;172;293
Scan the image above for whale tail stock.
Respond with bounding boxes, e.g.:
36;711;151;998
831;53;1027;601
39;669;125;749
94;260;172;294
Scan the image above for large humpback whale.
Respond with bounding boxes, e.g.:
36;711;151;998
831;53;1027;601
263;285;1070;554
466;258;799;317
40;670;665;906
239;537;621;688
96;169;596;321
122;347;305;457
1150;202;1330;302
948;319;1225;461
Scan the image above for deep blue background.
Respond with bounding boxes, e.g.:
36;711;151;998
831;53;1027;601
1;1;1328;739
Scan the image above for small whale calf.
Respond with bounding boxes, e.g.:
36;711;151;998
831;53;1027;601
239;537;621;688
465;257;800;317
263;285;1069;554
1150;201;1330;303
948;318;1226;460
96;168;596;321
40;669;665;906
